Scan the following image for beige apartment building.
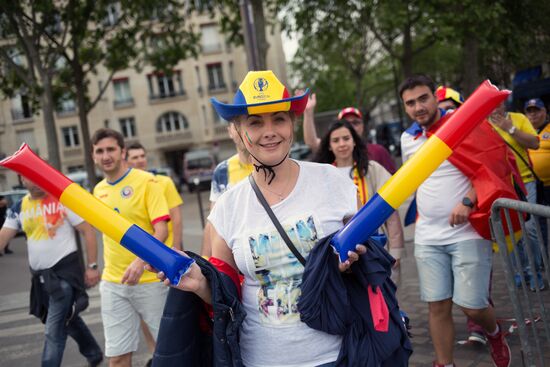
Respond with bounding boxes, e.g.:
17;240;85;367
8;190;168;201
0;12;287;191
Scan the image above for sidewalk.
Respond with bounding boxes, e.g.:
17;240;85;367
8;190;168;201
1;190;548;366
398;238;550;366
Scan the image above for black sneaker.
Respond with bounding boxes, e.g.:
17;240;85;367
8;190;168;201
89;354;103;367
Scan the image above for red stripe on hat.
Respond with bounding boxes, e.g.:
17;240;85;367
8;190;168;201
282;88;290;99
290;97;308;116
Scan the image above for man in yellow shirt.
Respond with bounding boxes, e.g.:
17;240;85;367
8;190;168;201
525;98;550;254
91;128;170;367
126;142;183;251
490;103;543;290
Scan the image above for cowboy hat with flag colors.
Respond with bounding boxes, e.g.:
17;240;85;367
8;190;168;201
211;70;309;121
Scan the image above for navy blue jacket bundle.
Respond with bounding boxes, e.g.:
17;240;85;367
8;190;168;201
299;236;413;366
29;251;89;324
153;242;411;367
152;252;245;367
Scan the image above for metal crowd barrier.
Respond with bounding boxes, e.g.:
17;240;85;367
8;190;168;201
490;198;550;367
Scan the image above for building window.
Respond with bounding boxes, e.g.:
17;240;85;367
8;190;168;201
61;126;80;147
207;63;226;91
8;47;23;66
16;129;37;151
229;60;237;91
156;112;188;133
147;71;185;100
200;24;222;53
113;78;133;106
150;3;173;20
104;2;121;26
119;117;137;138
57;93;76;114
11;94;32;121
193;0;213;12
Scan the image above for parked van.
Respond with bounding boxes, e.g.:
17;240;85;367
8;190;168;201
182;150;216;192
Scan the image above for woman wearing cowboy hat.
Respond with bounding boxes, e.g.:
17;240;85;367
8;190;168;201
155;70;366;367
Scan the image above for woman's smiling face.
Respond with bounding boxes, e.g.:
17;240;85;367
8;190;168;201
238;111;294;165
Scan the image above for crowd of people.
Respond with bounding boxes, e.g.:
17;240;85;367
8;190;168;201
0;69;548;367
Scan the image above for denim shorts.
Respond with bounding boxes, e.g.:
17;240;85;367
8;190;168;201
414;238;492;309
100;281;168;357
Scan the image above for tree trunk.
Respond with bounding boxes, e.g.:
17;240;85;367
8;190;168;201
401;24;414;78
251;0;268;70
40;74;62;169
72;61;97;189
462;34;480;96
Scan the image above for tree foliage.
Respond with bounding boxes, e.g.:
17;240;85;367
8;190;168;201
0;0;201;184
284;0;550;115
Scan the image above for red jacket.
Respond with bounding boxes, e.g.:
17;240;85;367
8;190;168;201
425;115;525;239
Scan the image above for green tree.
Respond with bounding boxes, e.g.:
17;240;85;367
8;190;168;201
368;0;441;79
45;0;199;187
1;0;200;186
283;1;394;115
434;0;550;94
0;1;64;168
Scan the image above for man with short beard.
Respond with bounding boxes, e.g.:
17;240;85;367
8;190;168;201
399;75;511;367
92;128;170;367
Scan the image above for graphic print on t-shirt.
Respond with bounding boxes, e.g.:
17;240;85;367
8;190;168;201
249;214;318;326
18;196;68;240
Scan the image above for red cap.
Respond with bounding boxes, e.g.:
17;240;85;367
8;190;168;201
338;107;363;120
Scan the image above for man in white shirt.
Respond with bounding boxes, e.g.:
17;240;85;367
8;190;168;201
399;75;510;367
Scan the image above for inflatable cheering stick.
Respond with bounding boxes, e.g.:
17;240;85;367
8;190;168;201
332;80;511;260
0;145;194;285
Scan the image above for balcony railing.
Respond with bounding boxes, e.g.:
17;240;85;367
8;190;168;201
11;108;33;122
155;130;192;144
149;90;186;101
201;43;222;54
63;147;83;158
208;83;227;93
214;124;229;136
113;97;134;108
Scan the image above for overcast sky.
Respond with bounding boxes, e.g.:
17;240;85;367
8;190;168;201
282;31;298;62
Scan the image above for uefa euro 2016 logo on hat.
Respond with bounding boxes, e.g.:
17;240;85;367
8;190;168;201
210;70;309;121
254;77;269;92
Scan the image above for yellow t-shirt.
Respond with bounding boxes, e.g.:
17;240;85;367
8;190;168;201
492;112;538;183
155;174;183;248
227;154;253;185
210;154;253;202
529;123;550;186
94;168;170;284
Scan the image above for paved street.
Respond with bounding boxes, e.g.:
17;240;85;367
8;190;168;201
0;189;548;366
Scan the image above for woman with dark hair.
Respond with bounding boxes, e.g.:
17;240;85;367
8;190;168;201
315;120;405;266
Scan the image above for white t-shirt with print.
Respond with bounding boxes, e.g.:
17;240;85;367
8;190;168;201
4;194;83;270
208;160;357;367
401;130;482;245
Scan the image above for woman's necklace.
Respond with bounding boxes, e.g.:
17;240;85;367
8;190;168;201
257;163;293;201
